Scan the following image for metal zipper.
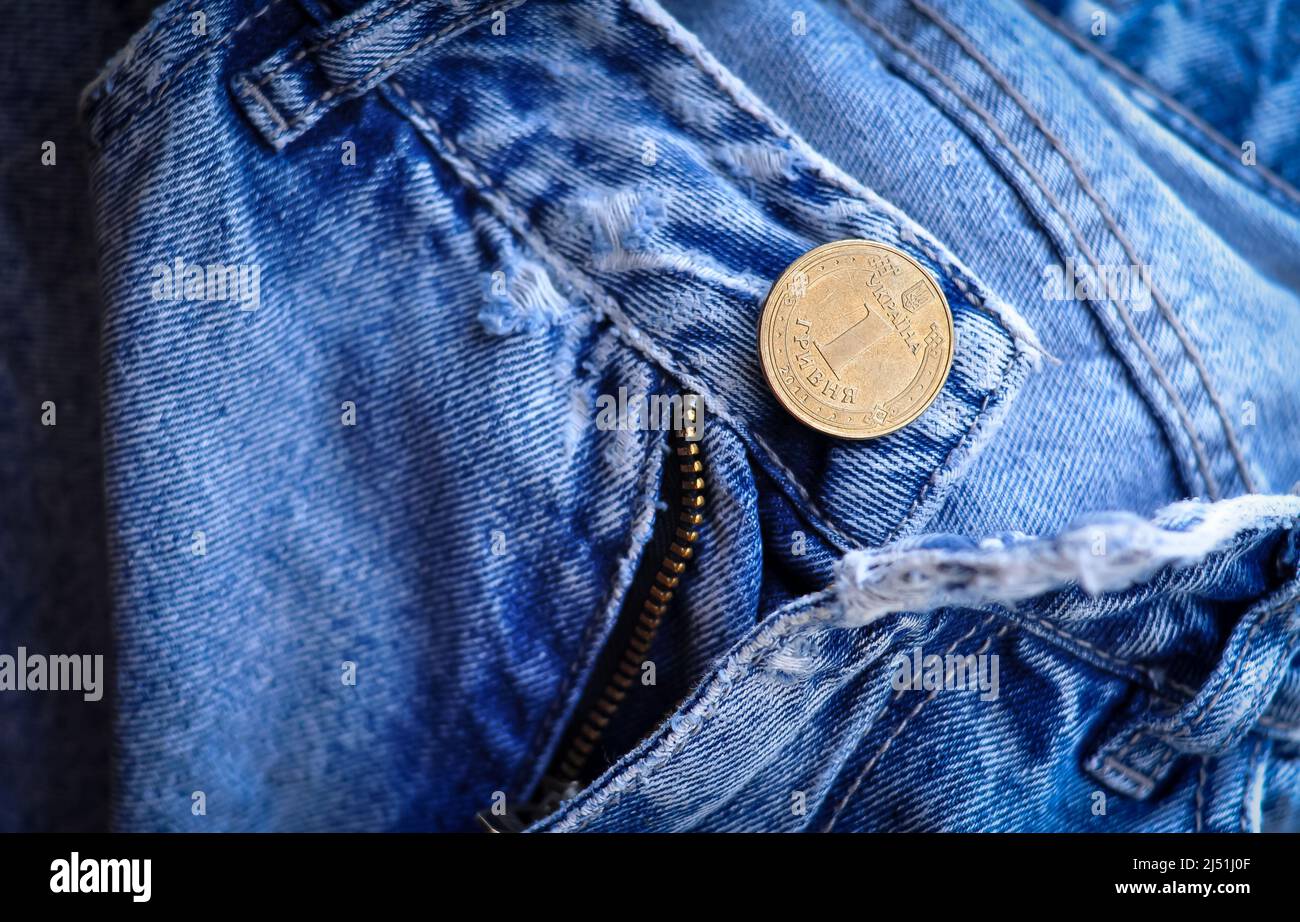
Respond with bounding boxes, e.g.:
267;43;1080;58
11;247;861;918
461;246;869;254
477;404;705;832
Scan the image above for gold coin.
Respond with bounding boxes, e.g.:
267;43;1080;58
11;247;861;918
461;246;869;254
758;240;955;439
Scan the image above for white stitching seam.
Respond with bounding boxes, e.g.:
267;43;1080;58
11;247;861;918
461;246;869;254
629;0;1048;361
836;0;1221;500
250;0;423;90
905;0;1256;494
822;617;1005;831
100;0;290;147
382;79;862;552
1018;0;1300;212
241;0;528;143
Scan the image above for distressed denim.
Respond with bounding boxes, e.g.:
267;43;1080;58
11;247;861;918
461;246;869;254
3;0;1299;831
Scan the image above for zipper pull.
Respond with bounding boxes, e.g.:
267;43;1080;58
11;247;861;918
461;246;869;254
475;775;582;833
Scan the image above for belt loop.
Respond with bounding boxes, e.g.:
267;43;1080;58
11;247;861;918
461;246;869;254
1085;580;1300;799
231;0;528;150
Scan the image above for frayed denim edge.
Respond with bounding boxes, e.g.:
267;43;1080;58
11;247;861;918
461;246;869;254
837;493;1300;628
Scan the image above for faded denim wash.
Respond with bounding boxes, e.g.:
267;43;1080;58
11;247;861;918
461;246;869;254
2;0;1298;831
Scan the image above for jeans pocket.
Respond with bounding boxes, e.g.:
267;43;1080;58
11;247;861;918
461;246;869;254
531;494;1300;832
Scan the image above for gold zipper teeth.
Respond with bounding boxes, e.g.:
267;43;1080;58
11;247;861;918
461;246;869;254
556;420;705;782
616;661;639;681
633;621;657;639
655;572;679;590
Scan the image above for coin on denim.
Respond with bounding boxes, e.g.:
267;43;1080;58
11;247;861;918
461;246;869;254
758;239;955;439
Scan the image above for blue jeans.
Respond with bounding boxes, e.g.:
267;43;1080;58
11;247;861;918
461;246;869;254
4;0;1299;831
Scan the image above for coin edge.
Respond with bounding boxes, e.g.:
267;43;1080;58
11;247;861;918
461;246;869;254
757;239;956;440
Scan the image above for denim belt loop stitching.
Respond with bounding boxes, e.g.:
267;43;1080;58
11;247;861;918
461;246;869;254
1084;583;1300;800
231;0;529;150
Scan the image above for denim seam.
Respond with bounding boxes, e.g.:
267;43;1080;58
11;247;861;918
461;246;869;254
242;0;527;145
132;0;208;63
542;596;837;831
1099;748;1160;795
145;0;206;48
82;0;205;113
1195;757;1208;832
903;0;1256;494
884;374;995;543
749;433;856;551
1173;619;1298;746
1153;744;1179;780
889;351;1036;542
380;79;871;552
628;0;1046;361
236;74;291;134
1123;736;1177;788
510;426;664;799
836;0;1217;499
1110;729;1146;772
1159;590;1300;746
1170;602;1276;738
1018;0;1300;216
250;0;422;89
822;616;1001;831
1016;612;1212;712
821;613;993;832
99;0;292;148
1016;599;1300;736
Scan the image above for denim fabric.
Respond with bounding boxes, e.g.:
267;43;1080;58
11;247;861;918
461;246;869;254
3;0;1299;832
535;495;1300;831
1036;0;1300;195
666;0;1300;517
